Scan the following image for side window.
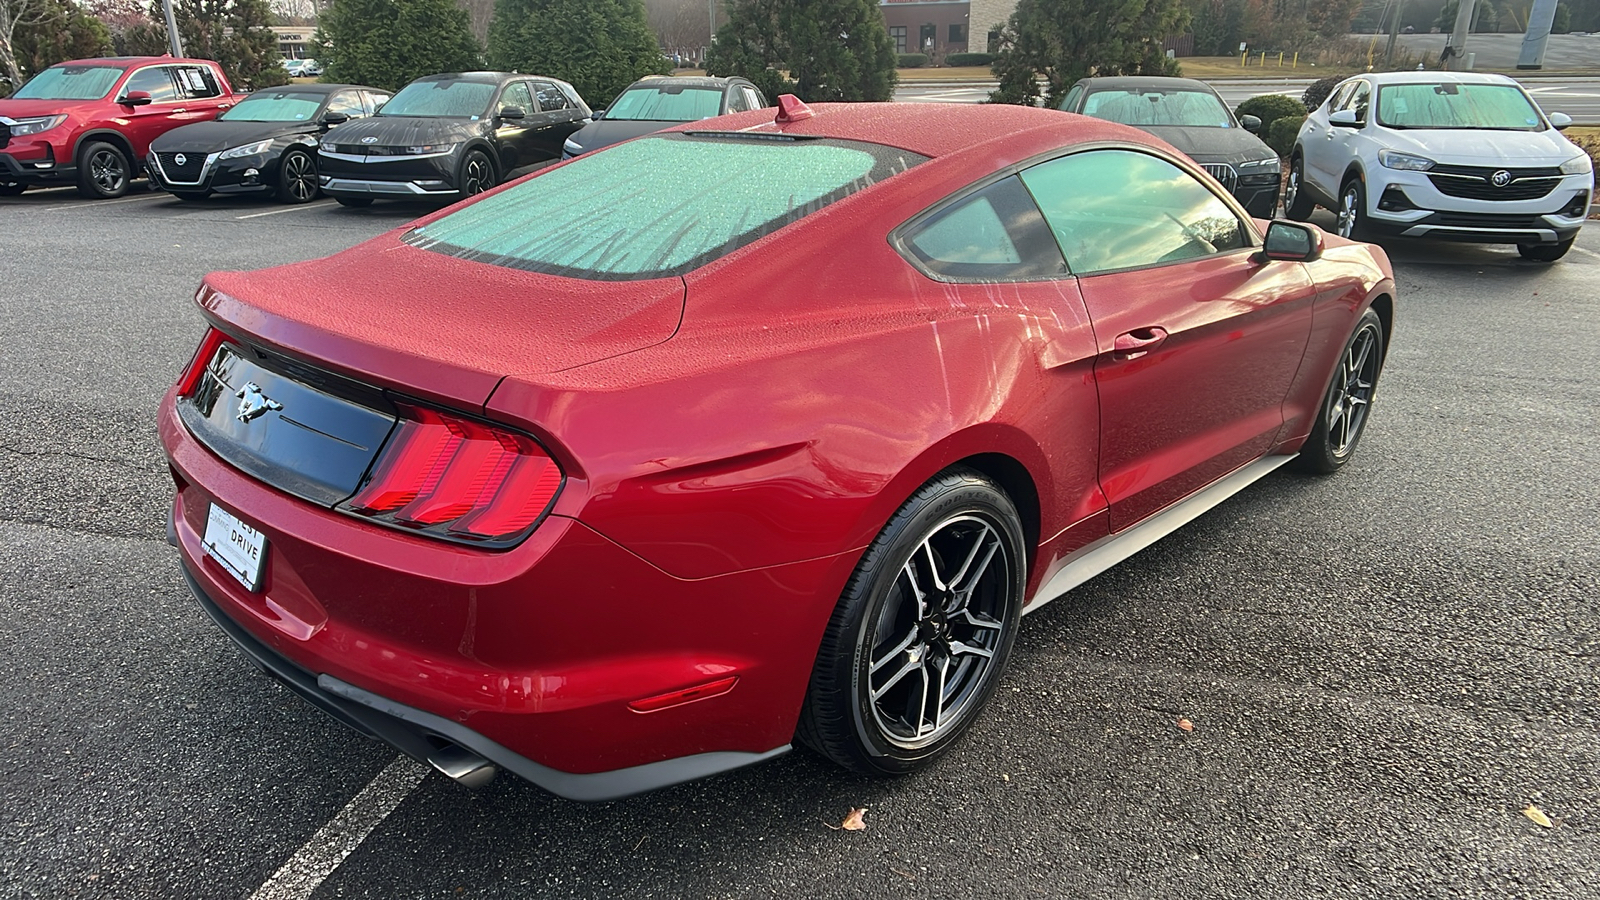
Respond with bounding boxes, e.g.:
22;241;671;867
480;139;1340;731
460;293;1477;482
1347;81;1371;125
725;87;749;114
364;91;391;115
742;86;765;109
1018;149;1248;276
326;91;365;118
899;175;1068;281
530;81;569;112
1060;84;1085;112
123;67;179;103
500;82;534;115
1325;81;1355;113
176;66;220;99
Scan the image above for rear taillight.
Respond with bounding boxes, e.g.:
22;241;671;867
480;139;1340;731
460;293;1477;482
342;403;563;545
177;328;228;397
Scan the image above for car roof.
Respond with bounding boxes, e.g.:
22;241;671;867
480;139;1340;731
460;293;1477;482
624;76;749;90
413;71;572;87
664;101;1169;161
1356;71;1518;86
54;56;220;70
245;83;385;96
1077;76;1219;93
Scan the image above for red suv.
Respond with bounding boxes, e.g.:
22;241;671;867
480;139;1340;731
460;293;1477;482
1;56;240;199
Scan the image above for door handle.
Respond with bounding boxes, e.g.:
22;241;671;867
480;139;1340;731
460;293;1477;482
173;108;187;114
1112;327;1168;360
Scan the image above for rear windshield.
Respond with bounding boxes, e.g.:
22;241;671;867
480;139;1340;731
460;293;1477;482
405;133;927;280
221;91;325;122
13;65;124;101
606;85;724;121
1082;89;1234;128
379;79;495;118
1376;83;1544;130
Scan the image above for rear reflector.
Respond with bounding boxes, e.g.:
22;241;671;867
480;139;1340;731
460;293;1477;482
343;402;563;545
628;676;739;713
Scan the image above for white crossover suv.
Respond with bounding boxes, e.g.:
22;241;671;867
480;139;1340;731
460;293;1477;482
1285;72;1593;261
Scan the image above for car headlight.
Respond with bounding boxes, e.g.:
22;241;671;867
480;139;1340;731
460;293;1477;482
563;138;584;155
219;140;273;160
1238;157;1280;171
405;143;458;155
1559;153;1593;175
1378;149;1435;171
3;114;67;136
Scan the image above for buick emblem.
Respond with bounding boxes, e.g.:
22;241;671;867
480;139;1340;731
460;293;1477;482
174;153;187;166
1491;169;1512;187
361;136;378;144
235;383;283;423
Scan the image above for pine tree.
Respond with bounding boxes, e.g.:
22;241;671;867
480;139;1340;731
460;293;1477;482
990;0;1189;107
704;0;897;103
312;0;480;91
14;0;112;75
141;0;290;89
486;0;668;107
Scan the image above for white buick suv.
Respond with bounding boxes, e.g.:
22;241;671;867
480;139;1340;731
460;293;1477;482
1285;72;1592;261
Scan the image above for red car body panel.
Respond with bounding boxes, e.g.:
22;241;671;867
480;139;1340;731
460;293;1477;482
0;56;240;186
158;102;1395;796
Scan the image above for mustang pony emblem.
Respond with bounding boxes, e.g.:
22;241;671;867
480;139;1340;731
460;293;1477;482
235;383;283;422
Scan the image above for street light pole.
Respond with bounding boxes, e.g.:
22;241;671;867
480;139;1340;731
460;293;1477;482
162;0;185;58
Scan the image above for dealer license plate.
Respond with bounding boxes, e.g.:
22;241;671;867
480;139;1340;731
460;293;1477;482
202;503;268;592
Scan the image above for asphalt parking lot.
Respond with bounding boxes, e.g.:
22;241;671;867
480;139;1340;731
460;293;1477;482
2;185;1597;900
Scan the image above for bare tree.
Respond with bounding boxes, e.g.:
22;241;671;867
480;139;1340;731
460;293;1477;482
645;0;713;58
270;0;316;21
1;0;53;88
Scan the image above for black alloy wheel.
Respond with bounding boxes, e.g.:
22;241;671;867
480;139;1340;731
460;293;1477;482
77;141;130;199
1518;238;1574;263
799;468;1025;775
276;149;318;204
1335;177;1366;240
0;180;25;196
459;150;494;197
335;196;373;208
1283;154;1314;220
1295;307;1385;474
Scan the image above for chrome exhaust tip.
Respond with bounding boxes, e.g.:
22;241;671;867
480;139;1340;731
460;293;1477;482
427;742;498;788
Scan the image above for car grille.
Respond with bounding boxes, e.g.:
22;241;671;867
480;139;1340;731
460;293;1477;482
328;144;410;156
1421;211;1544;229
1426;164;1563;201
156;151;206;183
1201;163;1238;193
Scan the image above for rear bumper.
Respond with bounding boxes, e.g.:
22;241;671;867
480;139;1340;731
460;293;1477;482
178;558;788;801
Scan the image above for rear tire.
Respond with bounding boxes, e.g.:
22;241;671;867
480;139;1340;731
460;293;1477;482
1283;154;1315;220
1294;308;1385;475
1518;239;1573;262
276;149;318;203
76;141;130;199
335;196;373;208
798;467;1025;776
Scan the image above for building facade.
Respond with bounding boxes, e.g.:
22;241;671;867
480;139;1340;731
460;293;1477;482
880;0;971;56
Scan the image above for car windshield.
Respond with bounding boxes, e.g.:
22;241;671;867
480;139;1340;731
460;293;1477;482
406;134;927;279
1377;83;1544;130
378;80;495;118
605;85;724;121
220;91;325;122
12;64;124;101
1080;89;1234;127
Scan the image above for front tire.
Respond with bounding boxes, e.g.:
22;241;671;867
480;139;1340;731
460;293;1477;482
799;468;1025;775
76;141;130;199
1295;308;1385;475
1283;154;1314;220
1518;239;1573;262
1335;176;1366;240
458;149;495;198
276;149;318;203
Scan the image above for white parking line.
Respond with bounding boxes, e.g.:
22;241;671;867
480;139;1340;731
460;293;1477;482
1571;245;1600;260
236;201;336;219
44;193;167;212
248;755;429;900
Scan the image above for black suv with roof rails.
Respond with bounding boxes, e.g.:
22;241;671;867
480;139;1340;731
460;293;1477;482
316;71;590;207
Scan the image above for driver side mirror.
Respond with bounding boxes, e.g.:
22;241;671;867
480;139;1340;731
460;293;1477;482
1255;220;1324;263
591;107;606;120
497;106;525;121
1548;111;1573;130
119;90;152;107
1240;114;1262;133
1328;108;1360;127
320;111;350;127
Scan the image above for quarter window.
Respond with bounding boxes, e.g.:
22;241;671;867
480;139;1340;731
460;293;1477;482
900;176;1067;281
175;66;220;99
326;91;365;118
123;67;179;103
1018;149;1247;275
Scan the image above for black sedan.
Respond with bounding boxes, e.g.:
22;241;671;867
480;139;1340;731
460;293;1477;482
560;76;767;158
1058;76;1282;217
148;84;391;203
317;72;589;207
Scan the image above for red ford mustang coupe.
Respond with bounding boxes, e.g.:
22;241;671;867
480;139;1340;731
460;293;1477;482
159;98;1394;801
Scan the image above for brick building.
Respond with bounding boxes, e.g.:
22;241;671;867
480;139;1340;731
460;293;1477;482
880;0;972;56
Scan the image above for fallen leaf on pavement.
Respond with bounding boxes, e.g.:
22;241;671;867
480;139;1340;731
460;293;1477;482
841;807;868;831
1523;805;1553;828
1177;718;1194;732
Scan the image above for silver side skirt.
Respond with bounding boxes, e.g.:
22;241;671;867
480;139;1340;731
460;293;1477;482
1023;454;1297;616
